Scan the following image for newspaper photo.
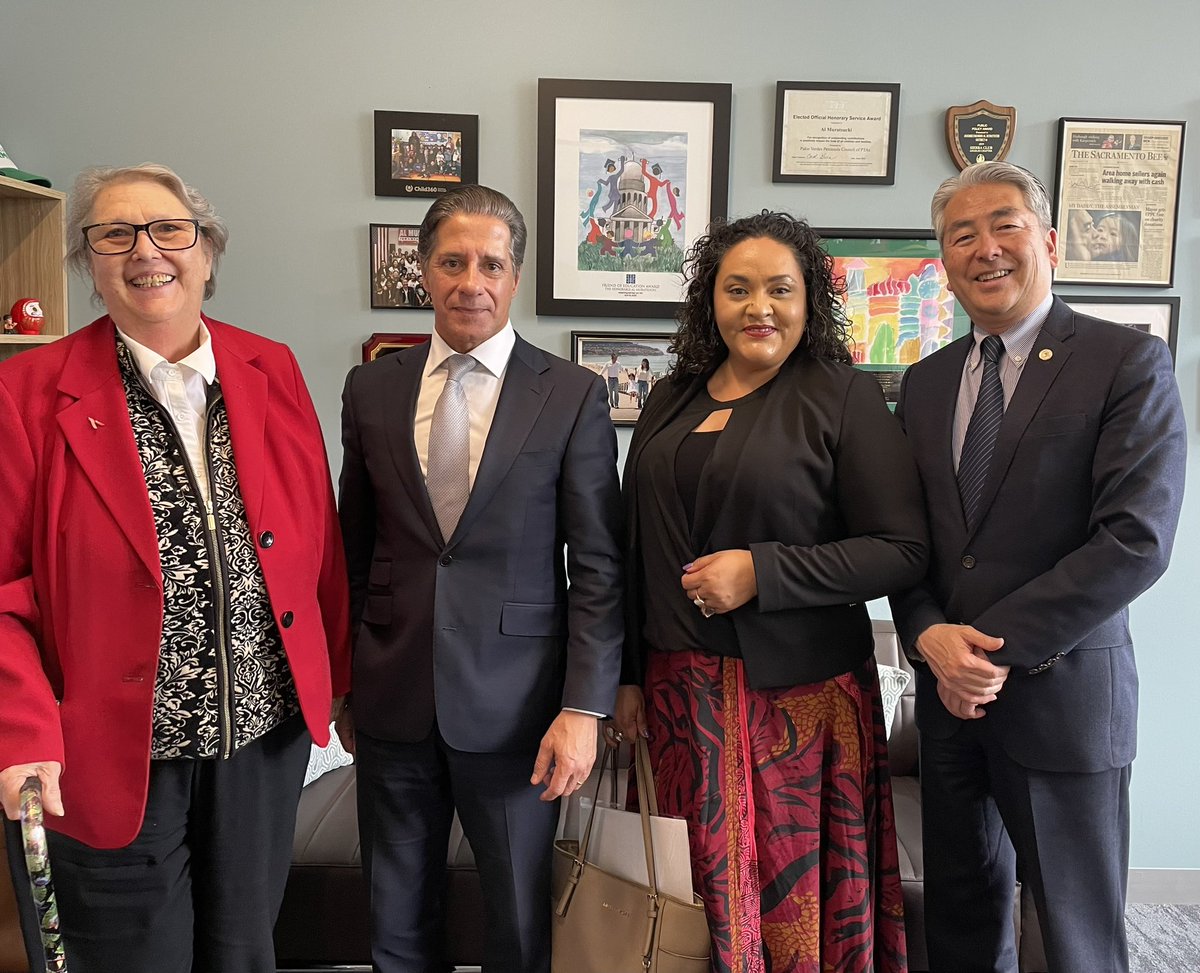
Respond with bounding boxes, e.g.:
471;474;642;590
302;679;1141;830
1052;118;1185;286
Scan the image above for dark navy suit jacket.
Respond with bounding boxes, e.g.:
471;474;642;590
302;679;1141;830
890;298;1186;773
338;333;623;753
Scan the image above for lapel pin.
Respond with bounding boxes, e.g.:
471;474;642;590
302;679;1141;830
1038;349;1053;361
87;416;105;429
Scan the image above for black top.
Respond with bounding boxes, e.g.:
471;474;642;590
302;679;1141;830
621;353;929;690
635;383;771;659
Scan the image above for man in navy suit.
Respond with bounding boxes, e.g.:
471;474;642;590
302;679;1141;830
337;185;623;972
890;162;1185;973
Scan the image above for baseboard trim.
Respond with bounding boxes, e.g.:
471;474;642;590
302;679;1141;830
1128;868;1200;903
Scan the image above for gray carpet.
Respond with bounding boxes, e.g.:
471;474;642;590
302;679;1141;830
1128;903;1200;973
348;905;1200;973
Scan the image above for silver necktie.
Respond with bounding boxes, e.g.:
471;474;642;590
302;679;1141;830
426;353;476;541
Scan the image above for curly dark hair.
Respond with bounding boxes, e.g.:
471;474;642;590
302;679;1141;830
669;211;852;377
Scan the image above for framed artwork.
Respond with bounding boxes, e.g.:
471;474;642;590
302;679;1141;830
1058;294;1179;363
818;228;972;405
374;110;479;197
362;332;429;363
537;78;732;318
369;224;431;309
570;331;675;426
1052;117;1185;286
773;82;901;184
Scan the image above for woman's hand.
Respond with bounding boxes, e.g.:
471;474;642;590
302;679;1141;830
613;685;648;741
0;761;63;820
680;550;758;615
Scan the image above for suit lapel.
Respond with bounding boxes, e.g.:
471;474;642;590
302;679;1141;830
968;301;1073;535
929;334;973;489
208;319;268;526
386;342;444;545
451;334;549;543
626;370;704;485
55;318;160;578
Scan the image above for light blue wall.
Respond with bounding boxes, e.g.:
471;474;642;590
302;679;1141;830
4;0;1198;868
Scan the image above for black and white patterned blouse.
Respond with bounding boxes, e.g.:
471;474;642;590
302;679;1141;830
117;339;298;760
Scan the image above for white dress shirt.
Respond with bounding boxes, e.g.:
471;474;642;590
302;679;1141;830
117;323;217;501
414;322;515;483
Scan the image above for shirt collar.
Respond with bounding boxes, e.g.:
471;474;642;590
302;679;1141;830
426;321;515;378
116;322;217;385
967;294;1053;370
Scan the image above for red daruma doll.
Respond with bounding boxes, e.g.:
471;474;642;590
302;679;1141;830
11;298;44;335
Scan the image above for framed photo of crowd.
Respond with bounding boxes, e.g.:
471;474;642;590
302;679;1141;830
536;78;732;319
1058;295;1179;364
369;224;431;309
817;228;972;406
373;110;479;197
1052;117;1185;287
570;331;675;426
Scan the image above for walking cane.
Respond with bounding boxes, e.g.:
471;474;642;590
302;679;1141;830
18;779;67;972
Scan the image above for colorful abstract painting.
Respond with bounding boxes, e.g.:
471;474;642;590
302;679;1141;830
821;233;971;404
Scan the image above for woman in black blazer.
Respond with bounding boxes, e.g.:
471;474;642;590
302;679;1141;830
613;212;927;973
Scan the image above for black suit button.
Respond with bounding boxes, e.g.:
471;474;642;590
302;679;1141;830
281;611;294;628
258;530;274;549
961;555;976;569
439;555;453;566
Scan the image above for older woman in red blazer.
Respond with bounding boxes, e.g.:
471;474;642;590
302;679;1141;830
0;163;351;973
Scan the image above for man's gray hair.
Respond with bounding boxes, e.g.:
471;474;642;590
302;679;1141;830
66;163;228;302
417;184;526;272
931;161;1053;244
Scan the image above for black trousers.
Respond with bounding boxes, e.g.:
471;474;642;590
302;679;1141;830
15;714;311;973
355;726;559;973
921;717;1130;973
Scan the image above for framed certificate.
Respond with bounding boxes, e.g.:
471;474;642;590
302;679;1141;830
773;82;901;184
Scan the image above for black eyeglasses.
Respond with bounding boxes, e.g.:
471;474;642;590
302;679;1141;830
82;219;201;255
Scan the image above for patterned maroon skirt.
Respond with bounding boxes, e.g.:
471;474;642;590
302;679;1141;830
638;649;907;973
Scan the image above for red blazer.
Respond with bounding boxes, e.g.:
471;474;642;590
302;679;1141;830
0;315;351;848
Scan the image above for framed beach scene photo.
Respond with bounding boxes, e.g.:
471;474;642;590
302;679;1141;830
571;331;675;426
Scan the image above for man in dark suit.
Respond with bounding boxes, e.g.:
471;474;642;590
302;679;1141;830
890;162;1185;973
337;185;623;973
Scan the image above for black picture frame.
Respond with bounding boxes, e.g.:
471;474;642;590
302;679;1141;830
1051;117;1185;287
373;110;479;198
570;331;675;426
816;228;972;405
1057;294;1179;363
772;82;901;185
368;223;431;310
536;78;732;319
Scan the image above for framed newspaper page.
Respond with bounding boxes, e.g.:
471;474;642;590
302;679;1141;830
1052;118;1185;286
